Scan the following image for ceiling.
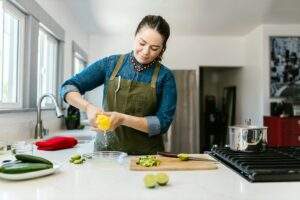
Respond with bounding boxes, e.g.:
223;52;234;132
63;0;300;36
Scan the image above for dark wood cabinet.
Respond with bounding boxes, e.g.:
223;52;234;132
264;116;300;147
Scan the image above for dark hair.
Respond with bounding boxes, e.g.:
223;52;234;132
135;15;170;61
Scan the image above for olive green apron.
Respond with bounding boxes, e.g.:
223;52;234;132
94;55;164;155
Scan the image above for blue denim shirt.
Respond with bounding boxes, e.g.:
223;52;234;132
60;52;177;136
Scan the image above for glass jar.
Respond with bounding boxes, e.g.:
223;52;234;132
11;141;33;155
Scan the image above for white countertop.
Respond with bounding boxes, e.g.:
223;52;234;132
0;139;299;200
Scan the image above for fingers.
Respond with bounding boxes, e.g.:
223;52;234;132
101;111;112;117
89;117;97;128
90;126;108;134
90;127;98;131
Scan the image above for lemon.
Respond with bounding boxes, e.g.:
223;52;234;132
96;114;111;131
177;153;189;161
155;173;169;186
144;174;156;188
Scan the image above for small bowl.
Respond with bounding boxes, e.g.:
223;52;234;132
84;151;127;164
11;141;33;155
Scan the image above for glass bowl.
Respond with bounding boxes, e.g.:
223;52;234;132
83;151;127;165
11;141;33;155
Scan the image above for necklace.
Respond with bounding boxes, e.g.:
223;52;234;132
131;54;156;72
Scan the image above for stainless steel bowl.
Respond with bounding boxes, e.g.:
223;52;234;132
228;125;267;152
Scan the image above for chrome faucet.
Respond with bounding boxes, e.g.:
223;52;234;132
35;94;64;139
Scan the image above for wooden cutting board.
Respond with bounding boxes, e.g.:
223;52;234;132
129;155;218;171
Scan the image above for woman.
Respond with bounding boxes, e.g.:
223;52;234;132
60;15;177;155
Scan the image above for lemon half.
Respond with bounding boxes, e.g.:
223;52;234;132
96;114;111;131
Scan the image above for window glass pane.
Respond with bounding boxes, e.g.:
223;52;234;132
74;55;85;75
0;1;3;102
37;28;58;107
0;2;22;106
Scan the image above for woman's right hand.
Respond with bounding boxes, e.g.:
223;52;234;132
85;103;103;129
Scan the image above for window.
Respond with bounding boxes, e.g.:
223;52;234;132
71;41;88;120
0;0;65;112
37;27;58;107
72;41;87;75
73;53;86;75
0;1;25;109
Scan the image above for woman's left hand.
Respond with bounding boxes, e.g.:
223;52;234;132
102;111;126;131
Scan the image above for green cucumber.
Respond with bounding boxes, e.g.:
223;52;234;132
0;162;52;174
15;154;53;166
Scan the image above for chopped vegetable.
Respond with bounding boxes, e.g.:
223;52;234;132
136;156;161;167
70;154;85;164
73;159;85;164
178;153;189;161
70;154;81;161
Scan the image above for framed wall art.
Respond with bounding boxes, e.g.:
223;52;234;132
270;36;300;98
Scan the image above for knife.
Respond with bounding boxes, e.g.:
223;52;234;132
157;152;217;162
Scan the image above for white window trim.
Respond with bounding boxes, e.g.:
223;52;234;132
0;0;65;113
71;41;88;120
37;26;59;108
0;0;25;109
72;41;88;75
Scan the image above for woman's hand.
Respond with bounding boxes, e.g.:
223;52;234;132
102;111;126;132
85;103;102;129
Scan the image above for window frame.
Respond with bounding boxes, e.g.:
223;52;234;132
71;41;88;120
0;0;65;113
37;26;59;108
0;0;25;110
72;41;88;75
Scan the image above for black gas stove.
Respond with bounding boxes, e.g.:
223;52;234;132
210;147;300;182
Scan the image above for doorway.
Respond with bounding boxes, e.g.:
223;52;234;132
199;67;241;152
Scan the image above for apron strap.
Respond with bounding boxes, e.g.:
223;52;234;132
110;55;125;80
151;62;161;88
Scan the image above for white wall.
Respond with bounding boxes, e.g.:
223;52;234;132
88;34;245;69
87;34;245;107
0;0;89;142
165;35;245;69
238;26;264;125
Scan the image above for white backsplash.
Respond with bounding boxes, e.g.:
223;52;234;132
0;111;63;143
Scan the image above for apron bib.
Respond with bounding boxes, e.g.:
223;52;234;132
94;55;164;155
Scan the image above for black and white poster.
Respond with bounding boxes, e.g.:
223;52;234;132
270;37;300;98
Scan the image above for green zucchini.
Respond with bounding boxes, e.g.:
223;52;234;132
15;154;53;166
0;162;52;174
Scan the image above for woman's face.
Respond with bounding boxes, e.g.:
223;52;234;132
133;27;164;64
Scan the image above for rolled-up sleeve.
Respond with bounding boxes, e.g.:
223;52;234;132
60;57;109;102
60;85;80;102
146;116;161;136
148;72;177;136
